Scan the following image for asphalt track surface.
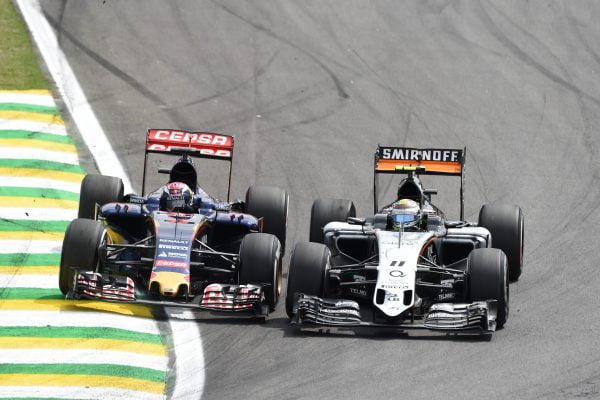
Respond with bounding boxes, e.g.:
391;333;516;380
39;1;600;399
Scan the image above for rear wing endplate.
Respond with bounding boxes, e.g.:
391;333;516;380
374;146;467;219
142;129;235;199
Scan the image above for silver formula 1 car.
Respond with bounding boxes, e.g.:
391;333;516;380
286;146;524;334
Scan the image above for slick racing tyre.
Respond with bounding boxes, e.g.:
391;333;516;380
478;203;524;282
468;248;509;328
78;174;124;219
285;242;330;318
245;186;289;254
59;218;106;295
239;233;282;312
309;198;356;243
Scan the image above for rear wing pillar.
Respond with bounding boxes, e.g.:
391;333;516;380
373;146;466;220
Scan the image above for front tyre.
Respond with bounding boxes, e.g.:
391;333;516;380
78;174;124;219
59;218;106;295
245;186;289;254
468;248;509;329
478;203;524;281
238;233;282;312
285;242;331;318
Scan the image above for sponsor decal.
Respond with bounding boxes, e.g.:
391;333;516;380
155;260;187;268
381;283;410;289
147;129;233;157
352;274;366;282
151;130;231;146
401;239;419;245
166;251;187;259
349;287;368;297
128;196;145;204
379;147;462;162
158;243;188;250
389;270;405;278
386;294;403;302
158;251;168;257
160;238;188;245
437;292;456;301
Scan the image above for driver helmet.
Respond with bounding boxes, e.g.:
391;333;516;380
390;199;421;229
160;182;193;212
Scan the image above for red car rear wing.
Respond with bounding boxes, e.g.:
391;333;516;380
374;146;467;219
142;129;235;199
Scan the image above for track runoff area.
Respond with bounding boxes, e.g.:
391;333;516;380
0;90;170;399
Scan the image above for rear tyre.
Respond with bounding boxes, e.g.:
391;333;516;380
309;198;356;243
478;203;524;281
59;218;106;295
245;186;289;253
285;242;330;318
239;233;282;312
78;174;124;219
468;248;509;328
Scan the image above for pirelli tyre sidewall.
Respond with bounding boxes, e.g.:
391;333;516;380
238;233;282;312
285;242;331;318
478;203;524;282
59;218;106;295
468;248;509;329
309;198;356;243
245;186;289;254
78;174;124;219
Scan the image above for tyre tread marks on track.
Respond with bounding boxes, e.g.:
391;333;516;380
0;90;168;399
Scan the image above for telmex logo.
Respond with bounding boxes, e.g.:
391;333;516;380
380;148;461;162
150;130;230;146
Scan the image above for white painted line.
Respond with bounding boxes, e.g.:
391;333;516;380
0;274;57;288
0;387;165;400
0;310;161;334
0;93;56;107
2;349;168;371
0;176;80;193
0;240;62;253
0;208;77;221
16;0;133;193
167;311;205;399
0;147;78;164
0;119;66;135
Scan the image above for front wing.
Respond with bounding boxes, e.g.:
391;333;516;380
291;293;497;333
68;271;269;316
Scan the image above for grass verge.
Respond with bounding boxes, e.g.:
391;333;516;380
0;0;47;89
